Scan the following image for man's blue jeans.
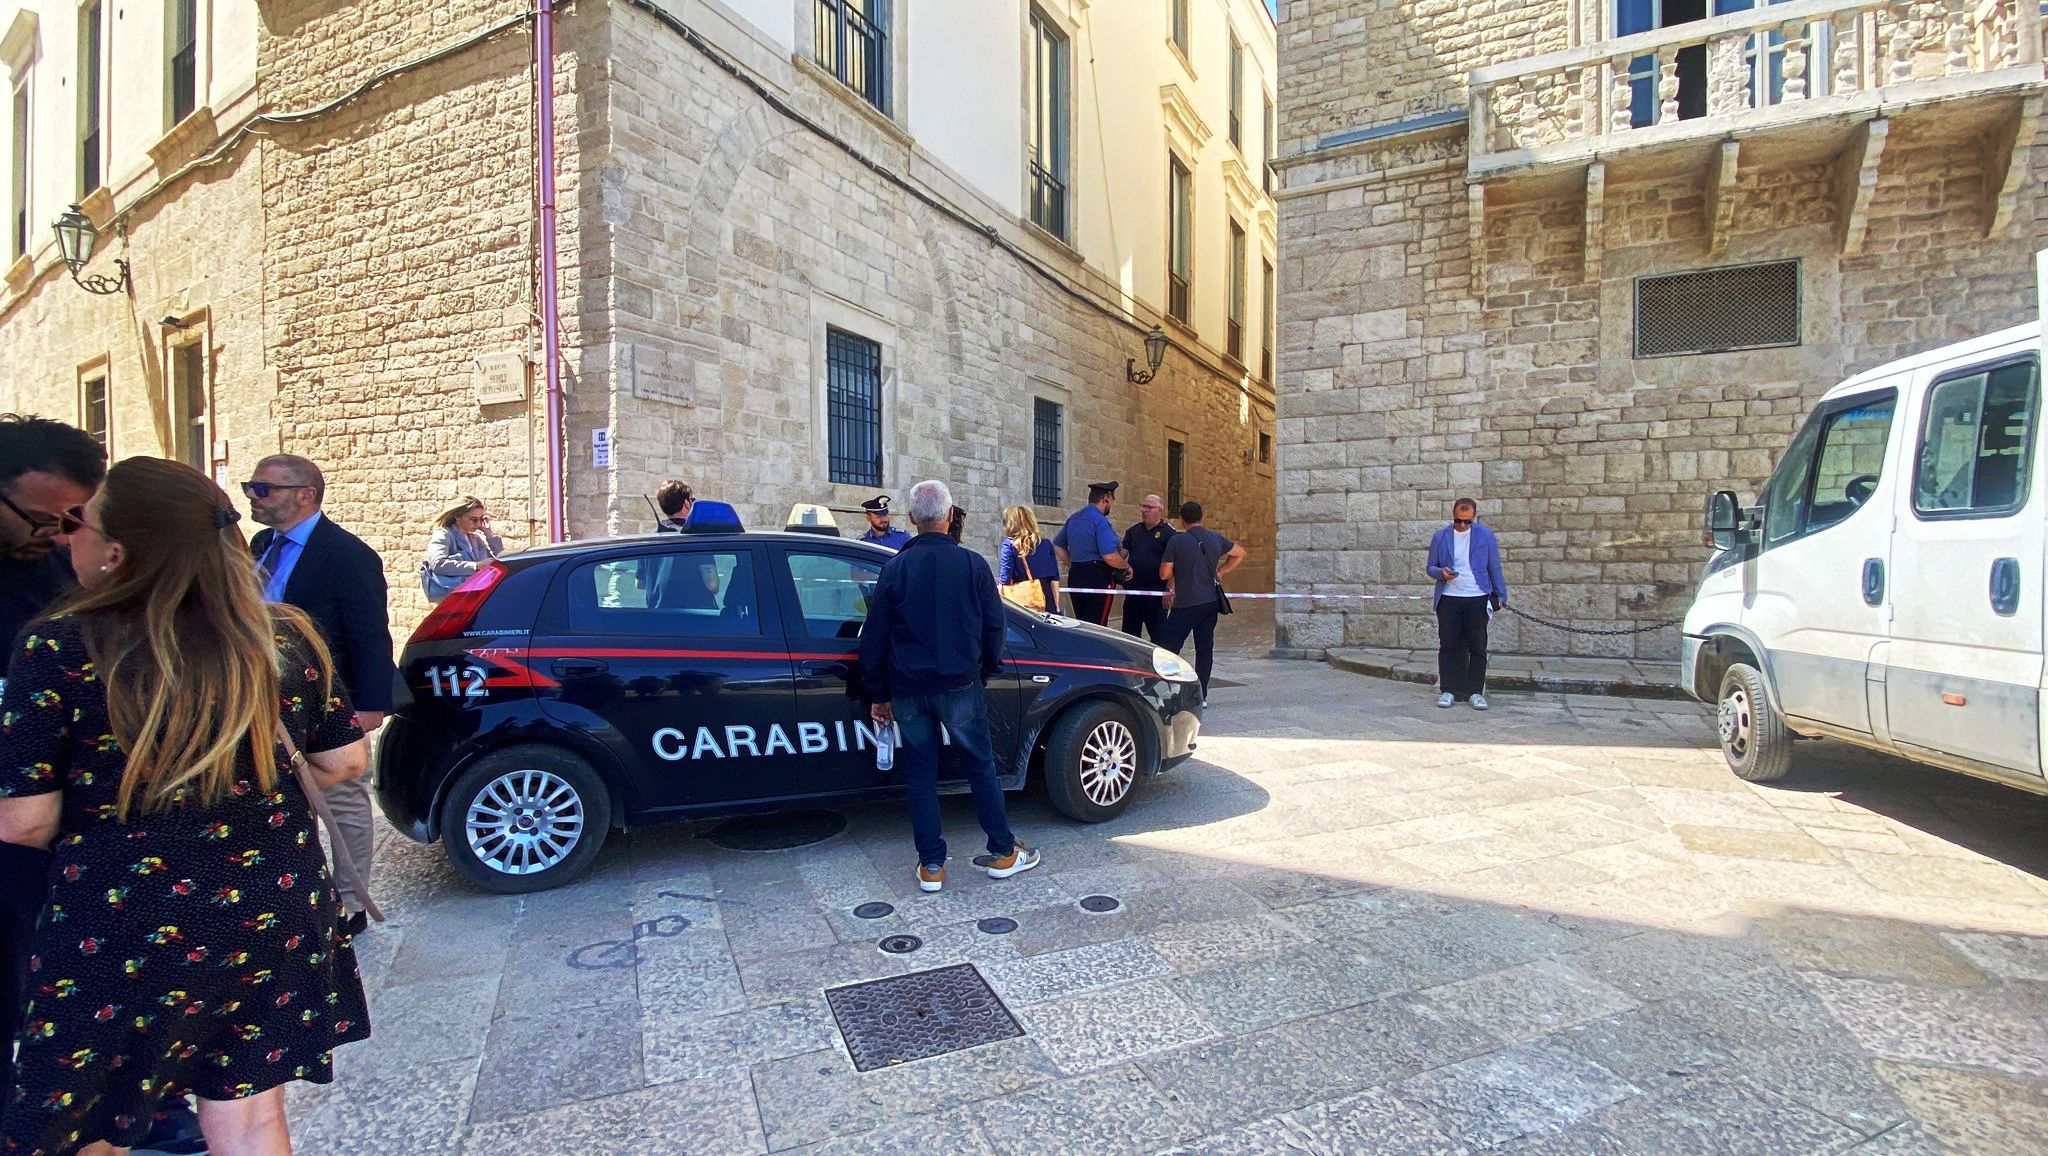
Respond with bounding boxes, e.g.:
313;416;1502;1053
894;683;1016;867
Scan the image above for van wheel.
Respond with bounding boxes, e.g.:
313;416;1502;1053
442;745;612;893
1717;664;1791;783
1044;701;1147;823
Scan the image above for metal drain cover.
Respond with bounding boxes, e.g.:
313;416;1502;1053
853;902;895;920
878;934;923;954
976;917;1018;935
1078;894;1121;913
705;810;847;851
825;963;1022;1071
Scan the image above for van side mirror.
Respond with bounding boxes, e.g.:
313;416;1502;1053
1705;490;1743;551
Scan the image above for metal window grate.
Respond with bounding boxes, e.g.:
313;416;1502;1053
1634;260;1801;358
826;328;883;487
815;0;889;113
1166;439;1185;514
1029;159;1066;240
1033;398;1062;506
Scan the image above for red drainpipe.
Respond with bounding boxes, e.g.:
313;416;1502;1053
537;0;566;542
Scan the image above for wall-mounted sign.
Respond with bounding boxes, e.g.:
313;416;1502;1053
592;427;614;469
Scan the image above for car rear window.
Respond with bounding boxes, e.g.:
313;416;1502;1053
468;562;553;634
566;550;765;637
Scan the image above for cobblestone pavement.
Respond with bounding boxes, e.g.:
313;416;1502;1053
289;649;2048;1155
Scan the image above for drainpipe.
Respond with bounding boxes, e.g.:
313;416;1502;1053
537;0;566;542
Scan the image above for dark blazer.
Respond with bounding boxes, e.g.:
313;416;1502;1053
251;515;396;713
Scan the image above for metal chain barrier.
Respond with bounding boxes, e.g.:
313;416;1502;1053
1501;605;1685;637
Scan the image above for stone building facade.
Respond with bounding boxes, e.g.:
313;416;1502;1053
1272;0;2046;657
0;0;1278;634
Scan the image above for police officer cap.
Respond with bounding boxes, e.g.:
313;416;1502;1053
860;495;892;513
1087;480;1119;498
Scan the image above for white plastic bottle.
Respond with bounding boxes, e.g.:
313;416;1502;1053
875;720;896;771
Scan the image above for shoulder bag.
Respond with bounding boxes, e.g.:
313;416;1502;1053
279;726;384;924
1000;543;1048;611
1203;530;1233;616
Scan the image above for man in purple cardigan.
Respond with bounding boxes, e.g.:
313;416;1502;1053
1425;498;1508;709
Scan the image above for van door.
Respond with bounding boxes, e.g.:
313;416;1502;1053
1886;355;2044;777
1744;387;1900;734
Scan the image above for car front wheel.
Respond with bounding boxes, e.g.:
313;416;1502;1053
442;745;612;893
1044;700;1148;823
1717;663;1792;783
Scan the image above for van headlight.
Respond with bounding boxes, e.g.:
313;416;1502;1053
1152;648;1199;683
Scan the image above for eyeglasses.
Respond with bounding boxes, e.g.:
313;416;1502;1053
1452;518;1474;528
57;505;109;540
240;481;312;500
0;489;61;538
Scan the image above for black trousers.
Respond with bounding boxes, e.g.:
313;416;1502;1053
1067;561;1116;627
1120;585;1170;641
1159;600;1221;694
1436;595;1491;699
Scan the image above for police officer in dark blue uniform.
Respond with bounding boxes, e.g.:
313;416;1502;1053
1119;492;1176;642
1053;481;1130;627
859;494;914;550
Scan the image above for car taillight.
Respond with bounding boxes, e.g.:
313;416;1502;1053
410;563;509;643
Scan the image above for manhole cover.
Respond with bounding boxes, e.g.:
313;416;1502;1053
705;810;847;851
1078;895;1121;913
825;963;1022;1071
976;917;1017;935
878;934;923;954
853;902;895;920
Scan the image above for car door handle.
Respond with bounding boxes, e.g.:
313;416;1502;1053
1861;558;1884;607
551;658;609;677
802;661;850;678
1990;557;2021;617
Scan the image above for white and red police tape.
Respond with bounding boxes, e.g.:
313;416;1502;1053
1058;588;1427;601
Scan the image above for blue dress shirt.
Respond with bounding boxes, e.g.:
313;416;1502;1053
259;511;324;603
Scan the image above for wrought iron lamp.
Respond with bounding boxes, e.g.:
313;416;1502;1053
1125;325;1169;384
51;204;130;296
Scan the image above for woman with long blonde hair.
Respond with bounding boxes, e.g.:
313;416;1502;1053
421;495;503;603
997;505;1059;612
0;458;370;1156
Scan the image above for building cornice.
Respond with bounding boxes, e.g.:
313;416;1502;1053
1160;83;1212;158
1;10;37;75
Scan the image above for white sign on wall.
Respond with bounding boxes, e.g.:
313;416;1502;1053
592;427;614;470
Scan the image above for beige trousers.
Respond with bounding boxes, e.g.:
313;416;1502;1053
320;775;377;914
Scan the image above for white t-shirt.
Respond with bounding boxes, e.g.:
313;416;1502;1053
1444;529;1484;597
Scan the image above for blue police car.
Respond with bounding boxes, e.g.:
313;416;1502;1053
373;502;1204;892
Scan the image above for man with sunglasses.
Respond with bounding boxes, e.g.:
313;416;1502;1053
245;453;394;935
0;415;106;650
1426;498;1508;710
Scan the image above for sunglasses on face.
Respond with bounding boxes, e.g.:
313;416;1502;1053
1452;518;1474;527
240;481;312;500
57;505;107;539
0;489;61;538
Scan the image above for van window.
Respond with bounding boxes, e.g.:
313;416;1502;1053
1764;391;1896;549
1913;359;2038;518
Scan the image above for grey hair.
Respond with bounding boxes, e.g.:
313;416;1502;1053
907;479;953;527
256;453;326;504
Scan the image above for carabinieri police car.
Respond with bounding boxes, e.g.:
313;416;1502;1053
373;502;1204;892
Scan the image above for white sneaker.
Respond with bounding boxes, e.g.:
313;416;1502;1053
1471;694;1490;711
1437;693;1455;708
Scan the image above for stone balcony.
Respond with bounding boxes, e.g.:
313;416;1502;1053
1464;0;2046;267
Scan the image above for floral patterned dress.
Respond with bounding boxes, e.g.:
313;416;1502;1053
0;614;371;1155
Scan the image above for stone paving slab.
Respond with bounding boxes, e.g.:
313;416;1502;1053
290;656;2048;1154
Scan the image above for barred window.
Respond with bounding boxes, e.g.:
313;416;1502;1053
815;0;889;114
1032;398;1063;506
1634;260;1801;358
826;328;883;487
1028;10;1069;241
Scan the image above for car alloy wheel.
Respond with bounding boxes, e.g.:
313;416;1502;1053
1078;719;1137;808
465;767;587;876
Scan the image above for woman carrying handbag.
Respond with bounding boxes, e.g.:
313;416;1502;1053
997;506;1059;613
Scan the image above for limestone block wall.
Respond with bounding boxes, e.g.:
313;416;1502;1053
0;156;266;481
257;0;574;626
586;2;1279;589
1274;115;2048;659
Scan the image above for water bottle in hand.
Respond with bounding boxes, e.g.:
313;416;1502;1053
875;720;896;771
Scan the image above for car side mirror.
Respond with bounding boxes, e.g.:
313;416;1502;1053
1706;490;1743;551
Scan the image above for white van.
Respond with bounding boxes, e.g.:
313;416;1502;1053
1681;317;2043;793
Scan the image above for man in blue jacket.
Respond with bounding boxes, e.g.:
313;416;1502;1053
1425;497;1507;710
860;479;1040;892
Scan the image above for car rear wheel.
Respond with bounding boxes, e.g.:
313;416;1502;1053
1717;663;1792;783
442;745;612;893
1044;700;1147;823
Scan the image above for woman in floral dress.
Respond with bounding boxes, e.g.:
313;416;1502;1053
0;458;371;1155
